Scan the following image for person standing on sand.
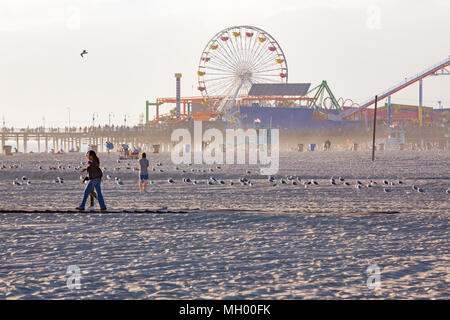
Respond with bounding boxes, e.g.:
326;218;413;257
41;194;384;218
139;152;149;193
76;150;107;211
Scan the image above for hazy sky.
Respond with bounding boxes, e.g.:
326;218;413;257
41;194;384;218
1;0;449;127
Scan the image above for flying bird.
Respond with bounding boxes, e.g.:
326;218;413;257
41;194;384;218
80;50;88;58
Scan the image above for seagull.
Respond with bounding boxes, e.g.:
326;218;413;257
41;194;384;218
271;183;277;187
383;180;389;185
21;176;28;181
219;180;225;185
229;181;234;186
390;181;396;186
343;182;350;186
167;178;175;184
339;177;344;182
292;181;298;186
106;174;112;180
280;179;287;185
330;179;337;185
397;180;404;185
383;188;391;193
412;184;418;191
117;179;124;186
417;188;424;193
311;179;319;185
355;184;361;190
446;189;450;194
192;180;198;185
79;175;84;181
13;180;22;186
248;181;254;186
80;50;88;58
207;180;214;185
26;180;32;186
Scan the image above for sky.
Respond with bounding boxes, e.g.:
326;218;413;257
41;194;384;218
0;0;449;128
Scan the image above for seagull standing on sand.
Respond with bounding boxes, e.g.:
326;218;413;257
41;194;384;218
80;50;88;58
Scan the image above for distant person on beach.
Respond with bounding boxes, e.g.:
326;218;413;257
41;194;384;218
76;150;107;211
324;139;331;151
139;152;149;193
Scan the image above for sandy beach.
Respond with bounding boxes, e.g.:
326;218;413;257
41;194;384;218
0;150;449;299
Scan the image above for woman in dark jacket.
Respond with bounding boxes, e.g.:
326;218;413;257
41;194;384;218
76;150;107;211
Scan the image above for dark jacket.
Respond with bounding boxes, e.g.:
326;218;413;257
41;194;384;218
86;160;103;180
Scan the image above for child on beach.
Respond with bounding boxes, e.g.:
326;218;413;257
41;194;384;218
76;150;107;211
139;152;149;193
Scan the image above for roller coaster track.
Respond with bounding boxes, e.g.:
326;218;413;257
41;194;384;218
342;56;450;119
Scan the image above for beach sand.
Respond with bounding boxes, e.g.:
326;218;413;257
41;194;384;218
0;150;449;299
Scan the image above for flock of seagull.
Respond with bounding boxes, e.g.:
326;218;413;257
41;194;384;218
3;160;450;194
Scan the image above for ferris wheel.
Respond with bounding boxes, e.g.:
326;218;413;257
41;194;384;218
197;26;288;110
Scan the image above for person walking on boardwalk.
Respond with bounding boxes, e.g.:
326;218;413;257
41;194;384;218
76;150;107;211
139;152;150;193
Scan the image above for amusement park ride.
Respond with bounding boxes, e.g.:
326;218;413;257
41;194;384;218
145;25;450;128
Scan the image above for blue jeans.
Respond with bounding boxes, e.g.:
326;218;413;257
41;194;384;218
79;178;106;209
